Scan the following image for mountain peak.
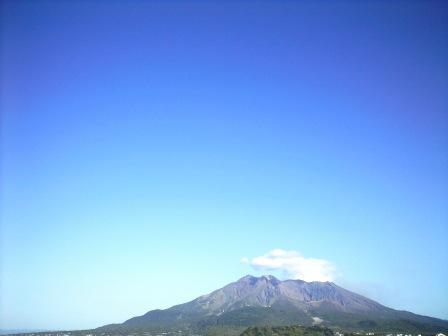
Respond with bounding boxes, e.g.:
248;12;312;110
238;274;279;282
238;275;338;285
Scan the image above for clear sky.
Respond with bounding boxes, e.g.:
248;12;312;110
1;0;447;331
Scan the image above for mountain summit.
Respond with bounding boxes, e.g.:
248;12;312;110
185;275;385;315
99;275;448;333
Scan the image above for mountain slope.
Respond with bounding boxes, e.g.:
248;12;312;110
99;275;448;333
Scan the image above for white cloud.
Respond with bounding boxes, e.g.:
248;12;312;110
246;249;336;282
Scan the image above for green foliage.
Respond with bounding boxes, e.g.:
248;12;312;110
240;325;334;336
204;326;247;336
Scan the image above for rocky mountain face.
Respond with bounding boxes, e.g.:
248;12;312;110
99;275;448;333
187;275;386;314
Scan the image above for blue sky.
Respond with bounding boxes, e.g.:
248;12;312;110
1;0;447;330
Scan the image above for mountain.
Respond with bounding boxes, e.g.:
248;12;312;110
99;275;448;334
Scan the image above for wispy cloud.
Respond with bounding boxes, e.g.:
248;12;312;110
242;249;336;282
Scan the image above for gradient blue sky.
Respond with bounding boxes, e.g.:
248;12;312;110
1;0;447;331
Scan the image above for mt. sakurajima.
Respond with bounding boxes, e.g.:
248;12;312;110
99;275;448;334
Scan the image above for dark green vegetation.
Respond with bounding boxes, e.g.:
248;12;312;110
240;326;334;336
